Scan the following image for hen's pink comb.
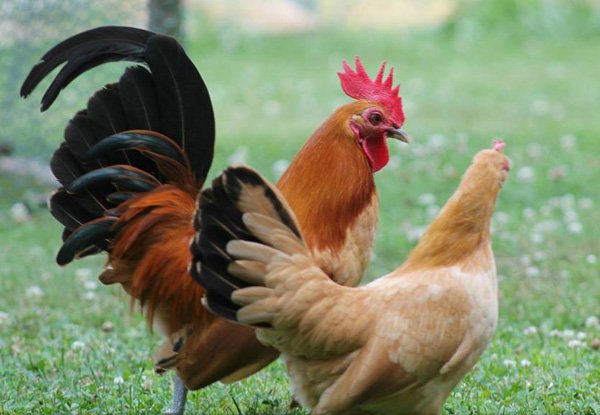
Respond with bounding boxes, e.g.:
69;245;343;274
493;139;506;151
338;56;405;126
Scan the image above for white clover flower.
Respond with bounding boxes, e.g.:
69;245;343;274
531;99;550;116
520;359;532;367
406;226;427;243
579;198;593;210
549;329;562;337
0;311;9;325
559;270;570;279
577;331;587;340
426;205;440;221
113;376;124;384
84;291;96;301
533;220;559;234
520;255;532;266
523;326;538;336
263;100;281;116
563;210;579;223
567;222;582;234
525;266;540;277
427;133;446;150
443;164;457;178
561;194;575;209
548;166;567;180
10;203;30;223
585;316;599;328
71;341;85;350
568;339;584;348
25;285;43;299
228;146;248;165
523;208;536;220
272;159;290;177
533;251;547;261
562;329;575;338
417;193;436;206
503;359;516;368
494;211;509;224
527;143;542;158
530;233;544;244
490;353;498;360
83;280;98;291
586;255;597;265
517;167;535;183
560;134;576;150
75;268;93;281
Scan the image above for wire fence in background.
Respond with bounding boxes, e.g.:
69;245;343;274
0;0;148;160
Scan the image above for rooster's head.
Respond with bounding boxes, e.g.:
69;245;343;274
338;56;409;172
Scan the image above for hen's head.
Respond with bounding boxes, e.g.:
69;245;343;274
337;57;409;172
471;139;511;187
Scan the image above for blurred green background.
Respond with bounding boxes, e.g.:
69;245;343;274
0;0;599;414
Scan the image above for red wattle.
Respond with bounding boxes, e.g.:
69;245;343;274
361;136;389;172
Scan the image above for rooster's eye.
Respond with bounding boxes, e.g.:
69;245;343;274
369;113;382;125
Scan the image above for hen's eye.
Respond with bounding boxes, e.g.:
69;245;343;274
369;113;382;125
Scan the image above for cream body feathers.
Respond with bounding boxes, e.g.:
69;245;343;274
196;147;509;415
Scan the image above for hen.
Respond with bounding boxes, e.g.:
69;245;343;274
195;140;510;415
21;26;409;413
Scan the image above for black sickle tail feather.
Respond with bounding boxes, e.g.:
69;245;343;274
190;166;300;327
22;26;215;265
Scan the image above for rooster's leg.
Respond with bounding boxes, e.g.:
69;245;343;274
163;374;188;415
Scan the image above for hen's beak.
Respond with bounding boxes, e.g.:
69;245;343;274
386;128;410;143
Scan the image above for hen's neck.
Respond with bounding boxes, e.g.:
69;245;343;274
400;162;501;273
277;112;376;253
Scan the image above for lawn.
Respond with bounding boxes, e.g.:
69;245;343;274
1;10;600;415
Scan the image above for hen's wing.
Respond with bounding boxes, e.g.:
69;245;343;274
191;166;372;358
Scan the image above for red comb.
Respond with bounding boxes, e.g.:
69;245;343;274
492;139;506;151
338;56;404;126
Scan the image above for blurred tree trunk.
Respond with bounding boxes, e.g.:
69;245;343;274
148;0;184;40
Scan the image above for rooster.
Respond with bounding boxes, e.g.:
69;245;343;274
195;140;510;415
21;26;409;413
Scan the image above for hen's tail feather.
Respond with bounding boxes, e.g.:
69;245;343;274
190;166;305;328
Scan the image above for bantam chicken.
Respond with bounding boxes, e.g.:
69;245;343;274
21;26;409;413
194;140;510;415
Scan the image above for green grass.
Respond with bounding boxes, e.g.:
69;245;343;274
1;21;600;415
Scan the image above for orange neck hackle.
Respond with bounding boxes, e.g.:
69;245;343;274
277;101;377;252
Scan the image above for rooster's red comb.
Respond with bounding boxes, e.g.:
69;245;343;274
338;56;404;126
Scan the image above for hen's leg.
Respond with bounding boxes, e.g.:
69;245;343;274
163;374;188;415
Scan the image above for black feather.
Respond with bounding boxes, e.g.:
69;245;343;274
57;217;118;265
21;26;153;105
85;132;186;167
49;189;95;231
119;66;160;131
21;25;217;267
68;166;159;193
144;35;215;180
106;191;136;204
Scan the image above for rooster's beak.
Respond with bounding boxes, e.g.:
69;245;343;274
386;128;410;143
